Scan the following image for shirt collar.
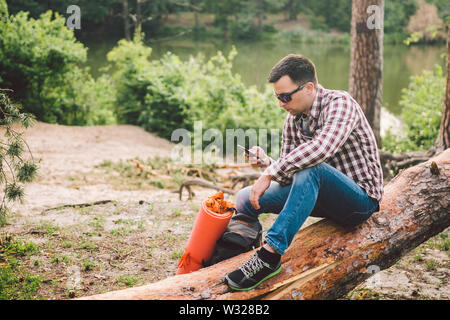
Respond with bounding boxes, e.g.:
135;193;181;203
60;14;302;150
309;84;324;119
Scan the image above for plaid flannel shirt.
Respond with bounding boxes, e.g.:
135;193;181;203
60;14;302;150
264;84;384;202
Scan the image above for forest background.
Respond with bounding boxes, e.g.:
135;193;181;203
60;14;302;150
0;0;449;300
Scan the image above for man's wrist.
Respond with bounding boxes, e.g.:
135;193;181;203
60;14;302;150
261;172;272;181
263;161;276;177
263;156;273;168
257;173;272;187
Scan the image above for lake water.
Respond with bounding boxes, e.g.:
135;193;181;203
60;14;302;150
82;36;446;117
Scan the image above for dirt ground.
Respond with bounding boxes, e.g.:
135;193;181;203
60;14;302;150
1;122;448;300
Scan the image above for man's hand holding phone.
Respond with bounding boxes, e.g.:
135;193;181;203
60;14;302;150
238;145;271;168
237;145;272;210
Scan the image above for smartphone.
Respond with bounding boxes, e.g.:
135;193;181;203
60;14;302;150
237;144;259;159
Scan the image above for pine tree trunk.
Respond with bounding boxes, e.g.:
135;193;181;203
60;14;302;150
78;149;450;300
286;0;296;21
256;0;263;33
122;0;131;41
349;0;384;147
136;0;142;32
194;12;199;29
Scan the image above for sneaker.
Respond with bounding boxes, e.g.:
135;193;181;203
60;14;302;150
225;250;282;291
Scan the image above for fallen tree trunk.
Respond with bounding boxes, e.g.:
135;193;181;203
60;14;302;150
79;149;450;300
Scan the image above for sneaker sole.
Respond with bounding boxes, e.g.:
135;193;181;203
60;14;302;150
226;265;282;291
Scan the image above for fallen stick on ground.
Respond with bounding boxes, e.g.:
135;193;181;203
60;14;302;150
78;149;450;300
41;200;113;214
178;179;236;200
219;163;254;169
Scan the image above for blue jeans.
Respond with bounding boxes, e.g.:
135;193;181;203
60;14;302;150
235;163;380;255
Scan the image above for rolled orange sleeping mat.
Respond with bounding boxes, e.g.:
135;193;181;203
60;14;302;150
177;192;234;275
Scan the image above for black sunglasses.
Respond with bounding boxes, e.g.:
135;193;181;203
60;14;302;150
274;82;307;103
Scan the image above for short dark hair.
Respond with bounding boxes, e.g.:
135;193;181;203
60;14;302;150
268;54;317;87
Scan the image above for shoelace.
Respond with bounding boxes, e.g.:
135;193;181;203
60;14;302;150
240;252;268;278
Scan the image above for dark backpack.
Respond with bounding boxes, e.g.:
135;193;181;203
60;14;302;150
203;213;262;267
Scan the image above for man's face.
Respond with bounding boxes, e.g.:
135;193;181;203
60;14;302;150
273;75;316;116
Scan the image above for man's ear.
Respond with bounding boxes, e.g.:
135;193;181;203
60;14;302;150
306;82;315;95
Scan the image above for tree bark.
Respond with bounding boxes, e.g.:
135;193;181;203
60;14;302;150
349;0;384;147
256;0;263;33
286;0;297;21
122;0;131;41
136;0;142;32
78;149;450;300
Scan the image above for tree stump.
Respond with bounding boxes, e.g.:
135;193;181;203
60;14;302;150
79;149;450;300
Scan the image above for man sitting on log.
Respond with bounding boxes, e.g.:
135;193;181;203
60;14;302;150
225;54;384;291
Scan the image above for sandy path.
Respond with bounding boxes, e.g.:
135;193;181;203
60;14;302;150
13;122;180;213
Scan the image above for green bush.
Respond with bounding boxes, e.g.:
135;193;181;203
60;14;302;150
400;65;445;149
309;15;330;32
107;33;285;145
42;68;117;126
229;14;259;39
0;10;85;122
382;65;445;153
0;0;7;20
385;0;418;34
280;26;350;44
262;23;277;34
0;8;115;125
106;33;164;127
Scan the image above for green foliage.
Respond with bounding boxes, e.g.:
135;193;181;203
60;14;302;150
403;31;424;46
229;12;259;39
382;65;445;153
81;75;117;126
0;0;7;20
313;0;352;32
289;0;350;32
399;65;445;149
106;33;154;126
4;0;437;43
0;9;116;125
42;67;117;125
280;26;350;44
2;237;40;257
298;0;417;37
0;235;42;300
0;91;38;224
6;0;194;37
0;10;84;121
385;0;418;34
7;0;120;24
107;33;285;144
117;274;139;287
425;0;450;23
309;15;330;32
262;23;277;33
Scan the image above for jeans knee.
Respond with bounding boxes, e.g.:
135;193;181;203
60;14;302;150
292;165;315;182
235;186;252;213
